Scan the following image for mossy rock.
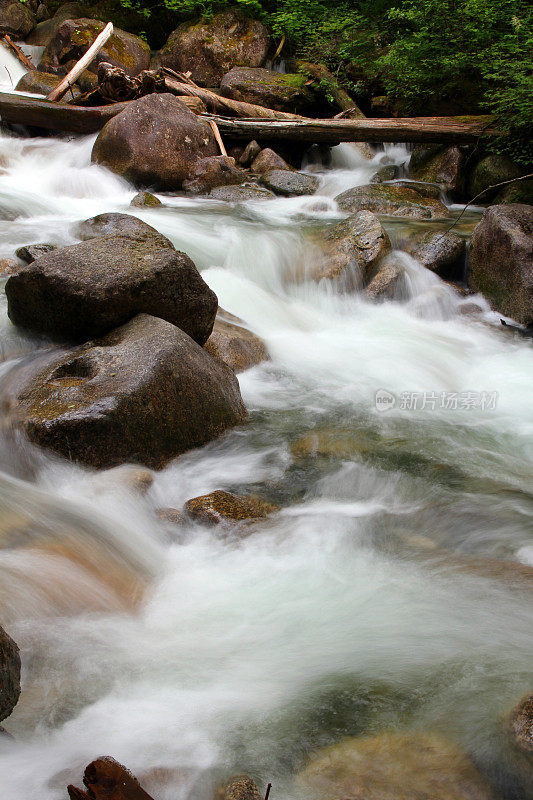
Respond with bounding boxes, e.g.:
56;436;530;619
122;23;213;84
220;66;316;114
15;70;81;101
184;490;278;524
468;155;525;203
0;0;35;38
335;183;448;219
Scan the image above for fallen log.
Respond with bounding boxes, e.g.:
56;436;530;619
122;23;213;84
67;757;156;800
201;114;499;145
0;91;130;132
47;21;113;101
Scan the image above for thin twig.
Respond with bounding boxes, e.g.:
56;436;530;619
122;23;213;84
208;118;227;156
272;35;285;62
264;783;272;800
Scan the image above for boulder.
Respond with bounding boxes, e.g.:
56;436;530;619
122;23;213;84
409;231;466;280
153;9;270;87
40;18;150;77
494;178;533;206
260;170;319;197
297;731;493;800
335;183;448;219
130;191;162;208
239;140;261;167
371;165;401;183
15;243;56;263
9;314;246;469
469;204;533;324
92;94;218;190
205;310;269;372
218;776;263;800
0;0;35;38
0;625;20;722
26;2;83;46
251;148;290;174
6;215;217;344
185;490;278;525
15;70;81;100
183;155;247;195
365;259;406;301
209;184;275;202
409;145;464;194
73;211;169;243
468;154;522;203
0;258;20;278
509;694;533;753
220;67;315;113
313;211;390;288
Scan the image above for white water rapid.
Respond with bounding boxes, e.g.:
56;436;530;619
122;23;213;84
0;87;532;800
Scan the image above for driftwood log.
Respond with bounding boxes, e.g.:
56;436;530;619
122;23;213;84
67;757;156;800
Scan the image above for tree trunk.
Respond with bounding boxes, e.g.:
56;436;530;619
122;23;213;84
294;61;364;117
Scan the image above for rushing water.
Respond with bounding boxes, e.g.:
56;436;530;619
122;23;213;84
0;67;532;800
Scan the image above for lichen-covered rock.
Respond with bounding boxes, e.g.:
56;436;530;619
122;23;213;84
205;310;269;372
468;155;522;203
6;215;217;344
371;165;401;183
9;314;246;469
217;776;263;800
40;18;150;77
251;148;291;174
15;243;56;263
335;183;448;219
0;0;35;38
297;731;493;800
469;204;533;324
92;94;218;190
183;156;247;195
0;625;20;722
15;69;81;100
73;212;168;244
185;490;278;525
409;145;464;194
130;191;162;208
26;2;83;46
154;9;270;87
221;66;315;113
312;211;390;288
209;184;275;202
409;231;466;280
260;170;319;197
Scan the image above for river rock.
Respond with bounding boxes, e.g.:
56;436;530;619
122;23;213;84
92;94;218;190
6;219;217;344
15;242;56;263
409;231;466;279
313;211;390;288
209;184;275;202
15;70;81;99
185;490;278;525
409;144;464;194
239;140;261;167
0;258;20;278
153;9;270;87
251;148;291;174
218;776;263;800
26;2;83;46
335;183;448;219
0;0;35;37
221;67;315;113
130;191;162;208
205;311;269;372
0;625;20;722
371;165;401;183
365;259;406;301
469;204;533;324
494;178;533;206
40;18;150;77
260;170;319;197
74;212;169;244
468;154;523;203
183;156;248;195
10;314;246;469
297;730;493;800
509;694;533;753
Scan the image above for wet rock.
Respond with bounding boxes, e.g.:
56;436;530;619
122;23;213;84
469;204;533;324
468;155;522;203
313;211;390;288
0;258;20;278
239;140;261;167
183;156;247;196
92;94;218;190
185;490;278;525
40;18;150;77
218;776;263;800
15;70;81;100
0;625;20;722
205;310;269;372
297;730;493;800
15;243;56;264
389;179;442;199
26;2;83;46
209;184;275;202
409;231;466;280
6;219;217;344
251;148;290;174
494;177;533;206
103;465;154;495
221;66;315;114
409;144;464;194
10;314;246;469
371;165;401;183
74;212;169;244
260;170;318;197
155;507;188;527
365;259;406;301
509;694;533;753
335;183;448;219
153;8;270;87
291;428;377;461
130;191;162;208
0;0;35;38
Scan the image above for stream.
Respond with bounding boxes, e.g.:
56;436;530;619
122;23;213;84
0;43;532;800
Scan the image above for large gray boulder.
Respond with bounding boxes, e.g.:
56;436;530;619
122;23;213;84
9;314;247;469
220;66;315;113
6;214;217;344
335;184;448;219
39;18;150;77
153;8;270;87
469;204;533;324
409;230;466;279
92;94;218;190
0;625;20;722
0;0;35;38
409;144;464;195
260;170;319;197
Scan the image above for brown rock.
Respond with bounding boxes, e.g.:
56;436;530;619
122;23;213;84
153;8;270;87
0;258;20;278
92;94;218;190
0;0;35;38
239;140;261;167
335;183;448;219
509;694;533;753
218;776;263;800
15;70;81;100
205;311;269;372
9;314;246;469
409;145;464;195
220;66;315;113
185;490;278;525
251;148;290;174
0;625;20;722
366;258;406;301
409;231;466;280
130;191;162;208
183;156;247;195
209;184;275;202
26;2;83;46
260;170;319;197
155;507;188;527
